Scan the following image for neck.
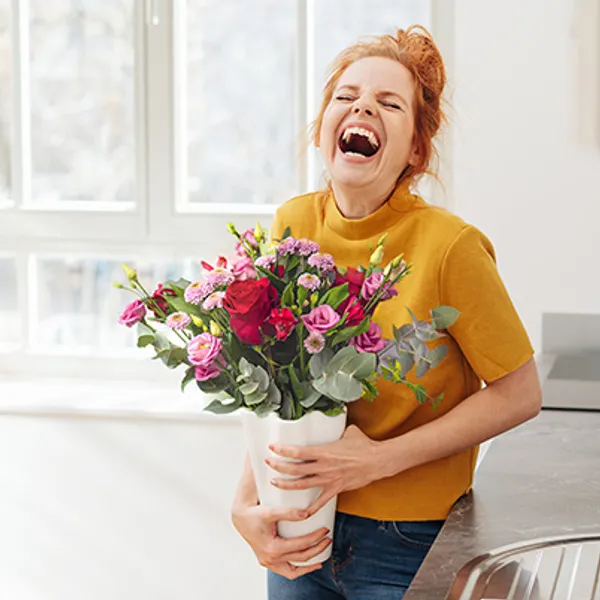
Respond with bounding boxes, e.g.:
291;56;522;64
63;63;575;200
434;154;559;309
331;180;397;219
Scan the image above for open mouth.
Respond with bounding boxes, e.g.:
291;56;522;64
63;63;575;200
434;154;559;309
338;126;381;158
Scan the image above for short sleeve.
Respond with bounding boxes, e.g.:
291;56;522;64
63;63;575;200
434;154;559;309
440;225;534;383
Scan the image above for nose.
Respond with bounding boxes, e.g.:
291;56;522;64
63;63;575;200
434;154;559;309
352;96;376;117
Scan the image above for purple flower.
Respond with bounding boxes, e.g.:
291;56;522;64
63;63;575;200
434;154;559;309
118;299;146;327
187;333;223;367
277;237;300;256
231;256;257;281
202;291;225;310
297;238;320;256
298;273;320;291
304;332;325;354
255;255;276;269
349;322;387;353
308;253;335;272
361;272;399;303
194;364;222;381
301;305;341;334
165;312;191;330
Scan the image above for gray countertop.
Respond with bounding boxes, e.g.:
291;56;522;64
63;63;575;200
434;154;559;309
404;408;600;599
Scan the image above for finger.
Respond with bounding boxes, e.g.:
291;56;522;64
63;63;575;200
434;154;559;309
263;506;309;523
306;490;337;517
269;443;319;461
281;536;332;564
265;457;317;477
270;561;323;580
275;527;331;554
272;475;327;491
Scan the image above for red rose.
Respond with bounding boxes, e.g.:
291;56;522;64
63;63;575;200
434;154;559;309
343;296;365;327
271;264;285;277
334;267;366;312
149;284;176;318
267;308;298;341
223;278;278;344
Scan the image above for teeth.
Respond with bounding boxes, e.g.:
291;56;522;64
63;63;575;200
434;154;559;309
341;126;380;149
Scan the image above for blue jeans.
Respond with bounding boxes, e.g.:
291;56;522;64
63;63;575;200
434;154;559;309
268;512;444;599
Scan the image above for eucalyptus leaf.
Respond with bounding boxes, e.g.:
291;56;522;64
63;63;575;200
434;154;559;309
416;359;430;379
239;358;253;378
204;396;242;414
396;350;415;376
245;390;269;406
137;334;155;348
429;345;449;368
309;348;334;378
254;366;270;393
166;346;188;369
239;381;260;396
340;352;377;380
180;367;196;393
326;346;360;375
393;323;414;343
312;376;336;401
280;392;295;420
300;386;322;409
415;323;445;342
431;306;460;330
197;374;229;394
331;372;364;401
406;306;419;327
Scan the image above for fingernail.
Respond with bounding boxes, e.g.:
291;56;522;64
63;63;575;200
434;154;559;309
298;511;308;518
270;479;278;486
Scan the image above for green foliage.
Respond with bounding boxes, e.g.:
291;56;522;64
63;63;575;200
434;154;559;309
431;306;460;330
318;283;349;310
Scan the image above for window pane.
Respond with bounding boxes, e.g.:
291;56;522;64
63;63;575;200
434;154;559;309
0;257;19;344
185;0;297;206
0;0;11;204
33;257;195;351
29;1;135;204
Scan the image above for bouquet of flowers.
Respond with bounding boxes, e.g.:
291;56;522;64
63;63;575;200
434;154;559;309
115;223;459;418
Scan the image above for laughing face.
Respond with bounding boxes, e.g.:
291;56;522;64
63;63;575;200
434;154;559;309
319;56;418;199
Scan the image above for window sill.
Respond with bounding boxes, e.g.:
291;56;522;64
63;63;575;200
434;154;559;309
0;377;240;423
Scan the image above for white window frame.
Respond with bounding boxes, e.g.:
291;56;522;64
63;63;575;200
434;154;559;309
0;0;454;382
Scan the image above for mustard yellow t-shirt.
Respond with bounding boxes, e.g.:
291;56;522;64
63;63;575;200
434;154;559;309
270;180;535;521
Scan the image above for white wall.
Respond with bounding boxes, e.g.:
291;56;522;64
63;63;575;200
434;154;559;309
0;413;266;600
451;0;600;352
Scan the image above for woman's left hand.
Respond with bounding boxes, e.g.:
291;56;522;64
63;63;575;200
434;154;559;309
266;424;384;517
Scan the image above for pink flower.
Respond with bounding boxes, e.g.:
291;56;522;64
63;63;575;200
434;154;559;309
231;256;257;281
236;229;259;256
194;364;222;381
202;291;225;310
165;312;191;330
298;273;320;291
206;268;234;288
277;237;300;256
118;299;146;327
361;272;399;303
301;305;341;334
297;238;320;256
255;255;276;269
187;333;223;367
304;332;325;354
349;322;387;353
184;281;209;304
308;253;335;272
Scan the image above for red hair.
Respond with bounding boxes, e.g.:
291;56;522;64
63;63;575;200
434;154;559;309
311;26;447;184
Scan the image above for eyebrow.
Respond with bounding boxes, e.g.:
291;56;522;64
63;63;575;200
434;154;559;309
336;84;410;109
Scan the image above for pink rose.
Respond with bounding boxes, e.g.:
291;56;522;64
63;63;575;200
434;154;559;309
231;256;257;281
194;364;222;381
187;333;222;367
349;322;387;353
118;299;146;327
361;272;398;303
301;305;341;334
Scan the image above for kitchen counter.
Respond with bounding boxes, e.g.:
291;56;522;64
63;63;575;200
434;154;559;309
404;409;600;599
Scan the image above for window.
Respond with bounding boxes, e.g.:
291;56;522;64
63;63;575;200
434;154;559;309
0;0;449;380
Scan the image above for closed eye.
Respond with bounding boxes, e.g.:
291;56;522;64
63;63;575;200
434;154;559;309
335;95;355;102
381;101;403;111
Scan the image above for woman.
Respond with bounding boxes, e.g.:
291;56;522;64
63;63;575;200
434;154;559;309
231;26;542;599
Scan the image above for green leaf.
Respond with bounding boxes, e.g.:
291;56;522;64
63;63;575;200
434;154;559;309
239;381;260;396
280;392;295;420
406;306;419;327
403;381;427;404
330;317;370;346
397;350;415;376
288;365;304;401
431;306;460;330
166;346;188;369
164;278;191;293
330;372;363;401
432;392;445;409
239;358;253;378
416;359;430;379
297;285;309;308
300;385;321;408
281;282;295;308
326;346;360;375
196;374;229;394
137;334;155;348
280;226;292;240
429;345;449;368
287;255;300;272
311;376;336;401
167;296;198;314
254;366;270;393
362;378;379;402
204;395;242;414
318;283;349;310
415;323;445;342
309;348;334;378
393;323;413;342
180;367;196;393
340;352;377;380
324;406;345;417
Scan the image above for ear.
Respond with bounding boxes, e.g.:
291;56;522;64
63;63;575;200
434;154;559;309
407;142;420;166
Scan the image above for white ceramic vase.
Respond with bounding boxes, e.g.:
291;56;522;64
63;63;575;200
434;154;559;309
240;408;347;566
